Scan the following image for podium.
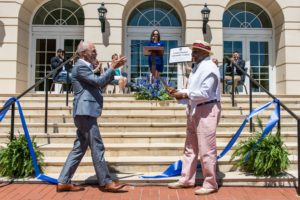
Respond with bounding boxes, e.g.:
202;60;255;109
143;46;164;56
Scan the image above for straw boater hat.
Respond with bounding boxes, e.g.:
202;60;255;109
190;40;213;55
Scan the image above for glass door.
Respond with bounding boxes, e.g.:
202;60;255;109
63;38;81;62
249;41;270;92
223;38;271;93
32;36;82;92
126;26;182;88
223;40;246;93
34;38;57;91
130;39;178;87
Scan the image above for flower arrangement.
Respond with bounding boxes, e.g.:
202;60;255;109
134;74;173;101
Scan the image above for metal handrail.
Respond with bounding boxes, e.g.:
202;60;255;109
227;62;300;194
0;54;77;140
232;64;299;119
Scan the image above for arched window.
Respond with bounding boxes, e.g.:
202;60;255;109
223;2;272;28
127;0;181;26
33;0;84;25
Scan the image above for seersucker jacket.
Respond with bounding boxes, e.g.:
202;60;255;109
71;59;115;118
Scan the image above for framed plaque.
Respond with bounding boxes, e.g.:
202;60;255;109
169;47;192;63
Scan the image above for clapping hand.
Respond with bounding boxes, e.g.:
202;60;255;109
94;62;102;73
111;56;127;69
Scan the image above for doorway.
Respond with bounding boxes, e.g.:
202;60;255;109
223;30;273;93
125;0;183;88
30;0;84;92
31;27;83;92
126;28;182;88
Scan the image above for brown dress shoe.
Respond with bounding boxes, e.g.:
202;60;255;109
100;181;126;192
56;183;85;192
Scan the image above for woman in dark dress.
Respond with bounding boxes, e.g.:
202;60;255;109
148;30;164;82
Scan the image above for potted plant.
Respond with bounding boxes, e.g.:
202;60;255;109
0;134;44;178
230;117;289;176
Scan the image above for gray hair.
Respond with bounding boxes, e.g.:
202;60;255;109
76;41;93;54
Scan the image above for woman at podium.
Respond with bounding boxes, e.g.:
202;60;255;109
148;30;164;82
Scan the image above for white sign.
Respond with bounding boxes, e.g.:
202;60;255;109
169;47;192;63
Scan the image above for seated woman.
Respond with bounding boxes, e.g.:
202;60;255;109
108;53;128;93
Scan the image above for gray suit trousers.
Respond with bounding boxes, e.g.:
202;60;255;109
58;115;112;186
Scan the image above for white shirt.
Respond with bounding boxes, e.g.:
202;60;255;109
182;56;221;116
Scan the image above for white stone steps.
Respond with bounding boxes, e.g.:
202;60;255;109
1;131;297;144
35;142;297;157
0;94;135;100
0;114;297;124
0;122;296;127
42;155;298;173
2;99;300;108
0;122;297;133
4;97;300;101
2;93;300;98
0;131;296;137
0;101;184;108
1;108;296;117
1;103;300;109
44;156;183;173
1;106;299;117
37;142;298;149
0;131;296;139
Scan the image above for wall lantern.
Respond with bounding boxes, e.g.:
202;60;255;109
98;2;107;33
201;3;210;34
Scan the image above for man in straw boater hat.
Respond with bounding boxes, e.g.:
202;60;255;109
167;40;221;195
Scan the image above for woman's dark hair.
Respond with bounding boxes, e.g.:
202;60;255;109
111;53;118;60
150;29;160;42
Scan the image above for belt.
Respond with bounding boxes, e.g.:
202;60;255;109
197;99;219;107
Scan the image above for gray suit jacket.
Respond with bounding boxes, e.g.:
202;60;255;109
72;59;115;118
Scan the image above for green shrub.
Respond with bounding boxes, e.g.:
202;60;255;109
230;117;289;176
0;135;44;178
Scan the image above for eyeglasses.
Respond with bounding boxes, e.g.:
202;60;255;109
153;33;159;36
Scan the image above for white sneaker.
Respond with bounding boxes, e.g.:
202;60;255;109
194;188;217;195
168;181;194;189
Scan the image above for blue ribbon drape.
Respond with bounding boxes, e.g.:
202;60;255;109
217;99;280;160
140;99;280;179
140;160;182;178
0;97;58;184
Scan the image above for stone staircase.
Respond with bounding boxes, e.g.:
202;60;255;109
0;93;298;186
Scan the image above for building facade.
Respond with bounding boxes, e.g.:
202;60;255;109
0;0;299;94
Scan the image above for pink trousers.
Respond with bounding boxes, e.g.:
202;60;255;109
179;102;221;189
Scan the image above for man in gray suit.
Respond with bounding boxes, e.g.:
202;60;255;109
57;41;127;192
